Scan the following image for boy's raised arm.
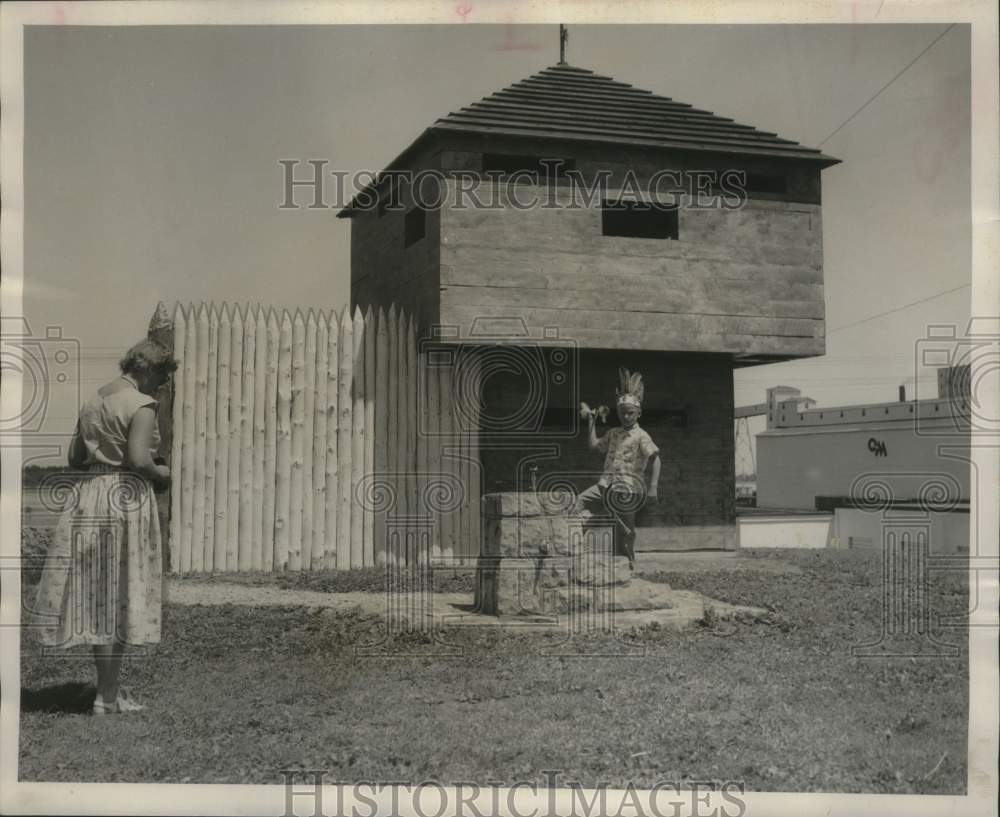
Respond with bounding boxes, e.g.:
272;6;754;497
587;413;600;450
588;414;611;452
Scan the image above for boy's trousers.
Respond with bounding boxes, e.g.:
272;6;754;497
575;483;645;566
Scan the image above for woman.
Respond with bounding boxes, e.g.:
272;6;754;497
32;339;176;714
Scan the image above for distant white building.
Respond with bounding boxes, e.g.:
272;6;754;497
748;366;972;554
756;366;971;511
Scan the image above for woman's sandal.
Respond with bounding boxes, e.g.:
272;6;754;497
115;689;146;712
92;689;146;715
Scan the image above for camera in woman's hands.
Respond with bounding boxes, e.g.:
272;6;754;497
151;457;170;492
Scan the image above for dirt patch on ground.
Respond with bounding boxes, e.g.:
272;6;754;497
165;579;764;631
637;550;805;575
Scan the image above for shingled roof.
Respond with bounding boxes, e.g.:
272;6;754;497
339;63;837;216
433;64;838;164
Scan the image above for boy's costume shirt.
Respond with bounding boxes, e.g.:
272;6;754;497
595;424;659;493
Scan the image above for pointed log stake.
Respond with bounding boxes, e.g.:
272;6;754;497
385;304;399;567
203;305;219;572
439;357;455;562
324;309;340;568
459;352;472;564
214;305;231;572
262;309;280;572
405;314;418;565
351;306;366;569
469;352;482;561
252;305;267;571
289;310;306;571
311;313;329;569
416;346;429;565
275;310;293;571
363;306;376;567
167;303;186;573
425;338;442;561
191;304;209;573
373;306;389;566
226;305;244;572
301;310;317;570
337;308;354;569
179;304;197;574
147;302;174;571
395;308;409;563
238;306;256;572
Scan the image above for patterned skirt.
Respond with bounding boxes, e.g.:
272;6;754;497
30;468;162;647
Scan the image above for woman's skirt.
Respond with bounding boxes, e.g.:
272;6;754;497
30;469;162;648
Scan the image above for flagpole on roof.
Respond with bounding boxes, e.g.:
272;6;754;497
559;24;568;65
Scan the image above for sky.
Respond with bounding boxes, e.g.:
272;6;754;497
17;23;971;464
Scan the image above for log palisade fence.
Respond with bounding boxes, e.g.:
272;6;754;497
148;302;481;573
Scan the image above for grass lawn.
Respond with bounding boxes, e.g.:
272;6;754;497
19;548;969;793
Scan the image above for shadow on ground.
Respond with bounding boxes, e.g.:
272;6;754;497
21;682;95;715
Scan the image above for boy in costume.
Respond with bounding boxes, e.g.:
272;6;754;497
577;368;661;570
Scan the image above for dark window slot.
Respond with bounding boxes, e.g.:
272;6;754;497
404;208;425;247
602;200;679;240
745;173;788;194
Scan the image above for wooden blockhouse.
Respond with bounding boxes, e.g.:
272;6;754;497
339;64;839;551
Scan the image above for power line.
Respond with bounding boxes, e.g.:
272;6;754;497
818;24;956;147
827;283;970;333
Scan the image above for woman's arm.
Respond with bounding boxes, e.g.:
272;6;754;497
126;406;170;485
67;422;87;468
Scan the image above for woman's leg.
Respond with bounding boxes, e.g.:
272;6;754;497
93;643;123;702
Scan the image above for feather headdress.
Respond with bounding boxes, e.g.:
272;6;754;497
616;367;644;408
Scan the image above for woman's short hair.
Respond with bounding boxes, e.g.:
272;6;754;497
119;339;178;377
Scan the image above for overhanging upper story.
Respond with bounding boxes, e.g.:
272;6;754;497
339;64;840;365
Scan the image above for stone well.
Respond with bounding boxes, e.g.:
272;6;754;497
476;492;676;617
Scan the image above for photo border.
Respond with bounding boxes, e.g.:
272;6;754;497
1;2;996;815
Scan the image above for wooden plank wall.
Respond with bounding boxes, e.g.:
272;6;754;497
438;179;824;358
349;154;442;329
154;302;479;573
